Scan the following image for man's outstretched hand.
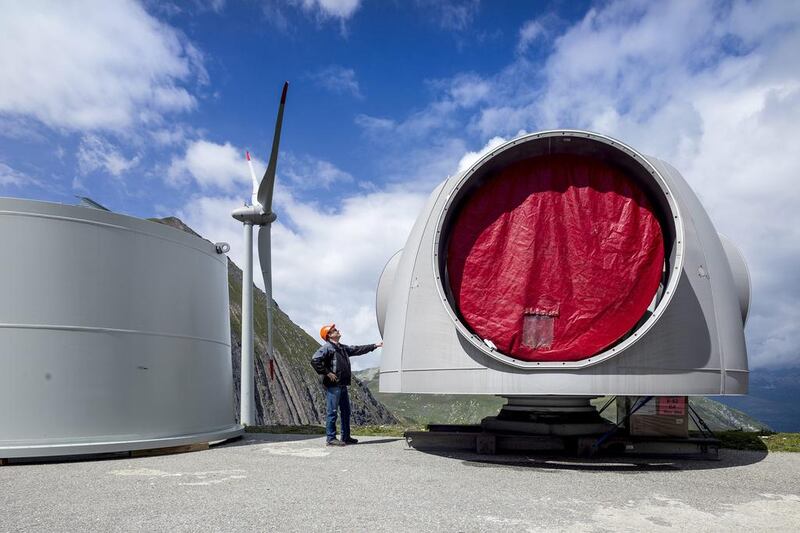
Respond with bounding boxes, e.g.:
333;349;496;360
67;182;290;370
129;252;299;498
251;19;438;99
376;342;383;348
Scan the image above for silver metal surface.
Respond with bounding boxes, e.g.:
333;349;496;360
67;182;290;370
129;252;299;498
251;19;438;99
376;250;402;336
0;198;242;459
378;130;749;396
719;233;751;324
241;222;255;426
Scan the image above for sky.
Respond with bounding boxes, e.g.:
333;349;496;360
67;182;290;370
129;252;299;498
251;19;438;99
1;0;798;373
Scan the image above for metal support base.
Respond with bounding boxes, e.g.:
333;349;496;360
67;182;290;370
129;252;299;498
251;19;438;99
405;426;719;459
405;396;719;459
482;395;615;436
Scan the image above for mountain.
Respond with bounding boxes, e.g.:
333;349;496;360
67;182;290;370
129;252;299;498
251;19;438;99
353;368;504;424
714;366;800;432
157;217;397;427
354;367;770;431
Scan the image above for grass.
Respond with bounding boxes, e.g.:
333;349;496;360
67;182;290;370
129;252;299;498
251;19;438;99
759;433;800;452
352;424;425;437
712;431;800;452
246;425;800;452
712;430;769;451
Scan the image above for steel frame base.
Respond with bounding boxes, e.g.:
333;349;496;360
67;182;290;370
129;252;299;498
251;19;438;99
405;424;719;460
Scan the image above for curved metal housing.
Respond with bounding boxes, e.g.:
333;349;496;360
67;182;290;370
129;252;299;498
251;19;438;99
0;198;242;459
377;131;749;396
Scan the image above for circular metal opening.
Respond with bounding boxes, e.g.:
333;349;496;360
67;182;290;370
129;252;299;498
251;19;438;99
433;131;683;369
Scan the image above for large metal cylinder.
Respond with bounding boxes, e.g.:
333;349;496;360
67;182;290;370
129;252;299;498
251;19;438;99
0;198;242;459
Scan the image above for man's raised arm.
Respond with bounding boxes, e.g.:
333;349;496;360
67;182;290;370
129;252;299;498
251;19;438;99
345;342;383;357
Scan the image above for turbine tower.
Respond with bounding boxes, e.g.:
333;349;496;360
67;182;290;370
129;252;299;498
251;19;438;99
232;82;288;426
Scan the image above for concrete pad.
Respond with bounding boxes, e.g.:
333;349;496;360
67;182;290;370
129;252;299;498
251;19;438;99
1;433;798;532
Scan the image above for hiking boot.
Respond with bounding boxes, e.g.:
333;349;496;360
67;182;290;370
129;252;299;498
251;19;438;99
326;439;345;447
343;437;359;445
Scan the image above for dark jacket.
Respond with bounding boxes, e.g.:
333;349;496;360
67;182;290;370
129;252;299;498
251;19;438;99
310;341;378;387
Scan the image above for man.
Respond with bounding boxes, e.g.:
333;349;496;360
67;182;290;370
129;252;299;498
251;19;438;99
311;323;382;446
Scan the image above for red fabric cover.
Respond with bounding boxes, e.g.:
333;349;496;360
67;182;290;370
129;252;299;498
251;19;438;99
447;155;664;362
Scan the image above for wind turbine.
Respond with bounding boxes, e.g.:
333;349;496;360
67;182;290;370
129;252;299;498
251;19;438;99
232;81;288;426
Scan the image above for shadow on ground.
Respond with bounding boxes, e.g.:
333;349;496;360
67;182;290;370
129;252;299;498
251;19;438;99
215;432;322;448
218;434;403;448
2;433;324;467
408;447;768;472
347;438;403;446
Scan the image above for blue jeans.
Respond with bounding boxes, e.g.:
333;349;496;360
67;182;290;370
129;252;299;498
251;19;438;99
325;385;351;442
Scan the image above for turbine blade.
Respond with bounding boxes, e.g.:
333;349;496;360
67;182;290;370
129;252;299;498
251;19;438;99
246;151;259;204
257;81;289;211
257;225;275;364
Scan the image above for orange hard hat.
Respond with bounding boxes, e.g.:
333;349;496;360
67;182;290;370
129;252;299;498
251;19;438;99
320;323;336;340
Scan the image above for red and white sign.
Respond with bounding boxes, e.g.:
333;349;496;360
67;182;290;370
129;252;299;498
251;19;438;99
657;396;687;416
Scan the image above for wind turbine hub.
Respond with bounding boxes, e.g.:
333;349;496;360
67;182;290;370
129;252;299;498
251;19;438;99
231;205;276;225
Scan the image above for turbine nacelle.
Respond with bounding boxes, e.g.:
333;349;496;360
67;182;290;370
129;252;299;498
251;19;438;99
231;204;276;225
377;130;749;397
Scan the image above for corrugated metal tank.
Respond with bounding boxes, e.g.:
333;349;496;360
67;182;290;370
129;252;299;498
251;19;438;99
0;198;242;459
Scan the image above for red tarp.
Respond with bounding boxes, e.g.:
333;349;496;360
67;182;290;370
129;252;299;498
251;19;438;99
447;154;664;362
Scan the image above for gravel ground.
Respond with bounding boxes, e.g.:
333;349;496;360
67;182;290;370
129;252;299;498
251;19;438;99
2;433;799;532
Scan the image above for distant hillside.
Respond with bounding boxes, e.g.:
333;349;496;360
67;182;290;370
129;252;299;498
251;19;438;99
355;367;770;431
353;368;504;424
157;217;397;427
715;366;800;432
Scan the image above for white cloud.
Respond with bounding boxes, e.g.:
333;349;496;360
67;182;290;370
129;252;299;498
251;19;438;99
456;136;507;173
168;133;427;370
150;124;197;146
308;65;363;98
354;114;397;136
446;73;491;107
416;0;480;31
206;0;226;13
355;74;490;143
293;0;361;20
0;1;204;131
281;153;354;189
167;138;352;197
77;135;141;177
177;185;426;369
517;19;546;53
167;139;258;191
0;162;32;187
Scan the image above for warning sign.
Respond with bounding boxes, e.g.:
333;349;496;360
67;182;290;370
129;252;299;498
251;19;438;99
657;396;687;416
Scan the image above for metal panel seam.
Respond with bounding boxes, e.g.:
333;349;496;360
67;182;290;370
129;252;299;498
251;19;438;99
0;323;231;347
0;210;225;263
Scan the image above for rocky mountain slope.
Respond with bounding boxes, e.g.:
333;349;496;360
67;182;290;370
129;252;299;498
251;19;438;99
158;217;397;426
355;368;770;431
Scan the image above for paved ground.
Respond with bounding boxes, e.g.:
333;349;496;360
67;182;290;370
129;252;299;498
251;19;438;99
2;434;799;532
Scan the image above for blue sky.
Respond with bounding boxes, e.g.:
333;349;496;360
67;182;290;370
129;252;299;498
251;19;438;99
1;0;799;374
